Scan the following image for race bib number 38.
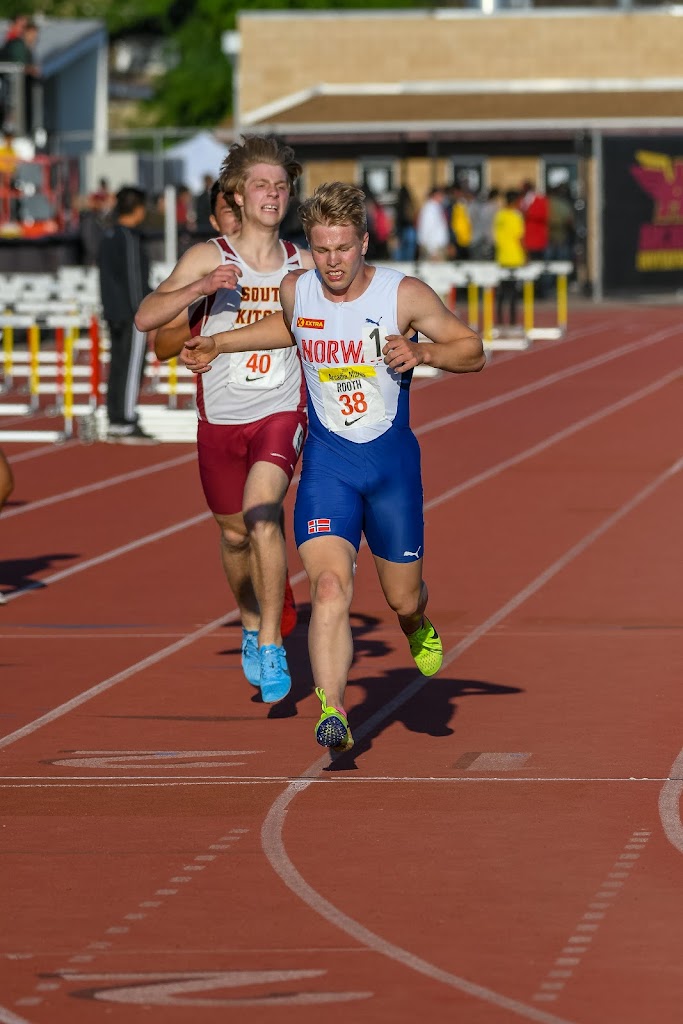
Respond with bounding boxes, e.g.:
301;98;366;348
228;350;286;389
319;365;386;432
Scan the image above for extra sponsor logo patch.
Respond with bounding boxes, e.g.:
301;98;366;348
307;518;331;534
297;317;325;330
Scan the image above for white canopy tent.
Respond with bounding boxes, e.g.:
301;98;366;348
165;130;230;192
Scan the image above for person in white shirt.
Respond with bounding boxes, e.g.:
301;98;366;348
416;186;450;260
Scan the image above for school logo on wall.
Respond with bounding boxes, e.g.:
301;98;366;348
630;150;683;272
602;135;683;295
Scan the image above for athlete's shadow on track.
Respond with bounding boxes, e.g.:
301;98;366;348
326;672;522;772
0;553;76;593
233;606;522;758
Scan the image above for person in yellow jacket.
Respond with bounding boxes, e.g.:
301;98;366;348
449;184;472;259
493;190;526;326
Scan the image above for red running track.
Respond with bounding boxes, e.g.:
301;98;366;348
0;303;681;1023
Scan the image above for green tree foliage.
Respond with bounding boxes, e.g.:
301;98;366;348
7;0;430;126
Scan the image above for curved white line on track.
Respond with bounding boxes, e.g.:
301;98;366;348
659;748;683;853
261;456;682;1024
3;451;196;519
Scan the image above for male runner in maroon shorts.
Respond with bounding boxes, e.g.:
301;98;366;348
136;137;314;702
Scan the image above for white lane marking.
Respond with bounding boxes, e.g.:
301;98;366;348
2;511;212;603
0;776;676;787
0;604;245;749
531;831;652;1003
659;747;683;855
261;460;681;1024
0;1007;35;1024
47;750;262;769
2;452;196;519
6;441;78;464
56;969;370;1007
426;367;681;514
414;323;679;438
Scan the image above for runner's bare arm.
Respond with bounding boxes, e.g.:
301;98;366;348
181;270;300;374
134;242;241;333
151;308;191;361
383;276;485;375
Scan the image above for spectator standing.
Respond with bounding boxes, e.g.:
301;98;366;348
493;190;526;327
416;186;449;261
194;173;215;236
448;183;473;260
470;187;500;261
393;184;417;262
2;15;28;45
520;180;550;298
0;19;40;134
98;186;157;444
365;189;392;260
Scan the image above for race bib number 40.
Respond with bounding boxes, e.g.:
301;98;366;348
319;366;386;432
228;350;286;389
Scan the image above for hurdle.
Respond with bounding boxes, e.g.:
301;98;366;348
525;260;572;341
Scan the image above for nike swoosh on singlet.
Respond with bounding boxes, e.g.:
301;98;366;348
344;415;365;426
246;374;267;381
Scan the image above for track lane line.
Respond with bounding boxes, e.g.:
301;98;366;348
415;322;679;437
2;451;196;519
2;511;212;602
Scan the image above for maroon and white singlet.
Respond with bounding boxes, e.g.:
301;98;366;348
190;237;307;516
190;237;306;424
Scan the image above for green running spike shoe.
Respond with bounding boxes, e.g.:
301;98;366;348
408;616;443;676
314;687;353;752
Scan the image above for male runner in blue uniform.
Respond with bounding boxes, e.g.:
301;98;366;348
182;182;485;753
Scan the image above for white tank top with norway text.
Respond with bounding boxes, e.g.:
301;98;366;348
291;266;408;444
190;237;306;425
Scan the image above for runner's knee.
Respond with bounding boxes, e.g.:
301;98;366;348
220;525;249;554
312;569;352;610
385;582;424;619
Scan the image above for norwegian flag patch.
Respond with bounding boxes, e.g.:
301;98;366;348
307;518;331;534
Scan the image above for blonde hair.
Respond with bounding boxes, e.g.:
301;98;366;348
218;134;302;213
298;182;368;240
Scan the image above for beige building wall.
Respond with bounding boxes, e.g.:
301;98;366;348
487;157;539;194
239;10;683;118
303;161;358;195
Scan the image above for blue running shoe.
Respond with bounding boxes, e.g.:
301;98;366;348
241;628;260;687
259;644;291;703
314;687;353;752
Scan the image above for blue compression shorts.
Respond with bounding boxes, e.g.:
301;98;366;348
294;426;424;563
